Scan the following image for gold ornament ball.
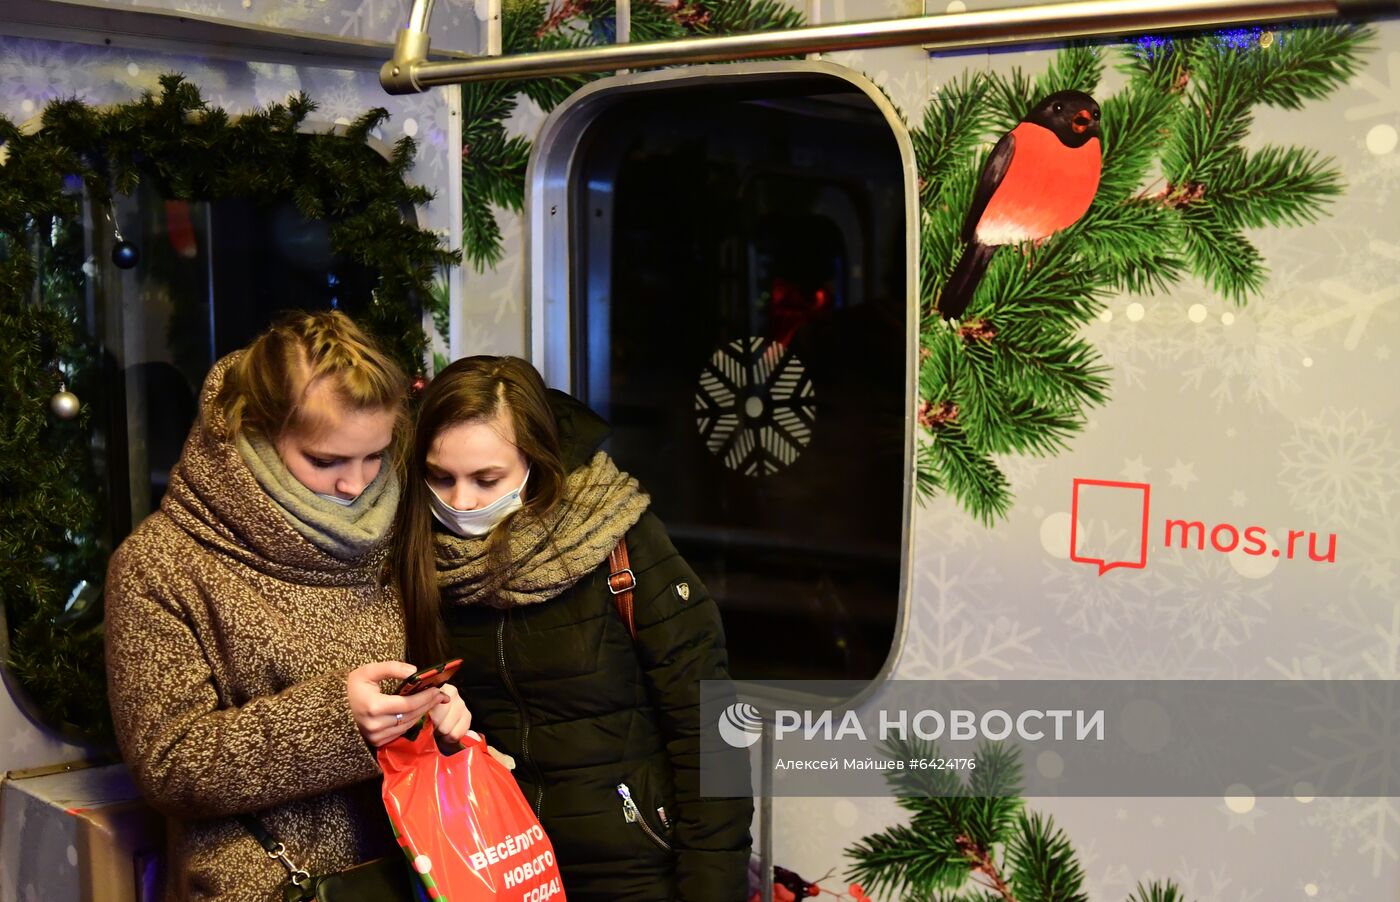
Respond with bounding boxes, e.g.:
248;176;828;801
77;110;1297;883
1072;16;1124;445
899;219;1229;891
50;389;80;419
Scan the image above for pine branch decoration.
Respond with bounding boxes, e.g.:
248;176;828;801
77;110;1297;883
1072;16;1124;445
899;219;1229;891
915;23;1373;524
1004;812;1088;902
1126;883;1191;902
846;742;1186;902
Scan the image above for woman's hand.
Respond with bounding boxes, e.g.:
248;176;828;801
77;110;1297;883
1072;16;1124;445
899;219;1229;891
428;682;472;744
346;661;447;747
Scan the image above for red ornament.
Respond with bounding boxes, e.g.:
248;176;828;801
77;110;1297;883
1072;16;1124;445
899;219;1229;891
164;199;198;259
411;374;428;394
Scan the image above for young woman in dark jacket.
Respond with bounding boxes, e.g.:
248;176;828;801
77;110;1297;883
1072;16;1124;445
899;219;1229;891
393;355;753;901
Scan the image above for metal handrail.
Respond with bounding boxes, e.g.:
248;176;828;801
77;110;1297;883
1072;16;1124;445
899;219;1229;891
406;0;436;36
379;0;1370;94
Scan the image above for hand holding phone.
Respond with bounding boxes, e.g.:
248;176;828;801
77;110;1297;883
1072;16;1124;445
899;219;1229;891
396;658;463;696
348;660;449;747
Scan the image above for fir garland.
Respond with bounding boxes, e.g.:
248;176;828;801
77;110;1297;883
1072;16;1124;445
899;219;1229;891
0;75;457;746
915;24;1374;524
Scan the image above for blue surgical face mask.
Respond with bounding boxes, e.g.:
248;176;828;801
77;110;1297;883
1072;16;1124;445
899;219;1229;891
428;467;530;538
317;492;357;507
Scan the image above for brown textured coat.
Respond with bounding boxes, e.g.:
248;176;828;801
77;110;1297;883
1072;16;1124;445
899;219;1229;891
105;356;403;901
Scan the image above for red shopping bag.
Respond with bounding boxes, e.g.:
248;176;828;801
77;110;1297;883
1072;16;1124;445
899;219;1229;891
379;728;566;902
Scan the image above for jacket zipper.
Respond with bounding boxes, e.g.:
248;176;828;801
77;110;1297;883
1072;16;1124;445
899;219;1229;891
617;783;672;851
497;610;545;817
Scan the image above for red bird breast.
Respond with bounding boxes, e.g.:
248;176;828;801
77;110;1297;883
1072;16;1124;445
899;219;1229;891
974;122;1101;246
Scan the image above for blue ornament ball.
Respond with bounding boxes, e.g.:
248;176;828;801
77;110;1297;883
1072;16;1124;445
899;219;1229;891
111;240;140;269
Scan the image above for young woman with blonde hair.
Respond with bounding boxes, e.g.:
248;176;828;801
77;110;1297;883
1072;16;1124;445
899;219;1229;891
394;355;753;902
105;311;470;901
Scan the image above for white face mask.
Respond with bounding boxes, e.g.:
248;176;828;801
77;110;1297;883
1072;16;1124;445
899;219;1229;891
428;467;530;538
316;492;357;507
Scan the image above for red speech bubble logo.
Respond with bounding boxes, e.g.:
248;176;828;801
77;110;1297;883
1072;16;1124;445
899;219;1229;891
1070;479;1152;574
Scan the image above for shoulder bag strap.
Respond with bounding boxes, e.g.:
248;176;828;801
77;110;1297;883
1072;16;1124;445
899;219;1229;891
607;537;637;641
237;814;311;888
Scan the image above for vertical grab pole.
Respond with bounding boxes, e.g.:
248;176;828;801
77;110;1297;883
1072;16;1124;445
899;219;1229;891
617;0;632;74
447;82;464;360
383;0;435;92
486;0;503;56
761;719;774;902
405;0;436;35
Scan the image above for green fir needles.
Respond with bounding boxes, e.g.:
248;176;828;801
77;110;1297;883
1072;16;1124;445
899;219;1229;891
847;738;1176;902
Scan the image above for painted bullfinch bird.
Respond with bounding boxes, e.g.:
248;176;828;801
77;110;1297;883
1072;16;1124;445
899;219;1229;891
938;90;1103;321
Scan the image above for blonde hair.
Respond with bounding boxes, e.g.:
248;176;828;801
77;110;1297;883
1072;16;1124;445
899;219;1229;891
216;310;409;446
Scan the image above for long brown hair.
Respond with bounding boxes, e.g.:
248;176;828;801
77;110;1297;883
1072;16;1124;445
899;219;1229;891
393;356;567;664
216;309;409;454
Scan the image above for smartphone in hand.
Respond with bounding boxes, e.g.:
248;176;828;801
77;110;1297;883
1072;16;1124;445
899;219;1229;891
396;658;463;696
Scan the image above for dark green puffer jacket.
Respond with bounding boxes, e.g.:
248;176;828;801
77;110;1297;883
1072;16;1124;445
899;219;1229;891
442;393;754;902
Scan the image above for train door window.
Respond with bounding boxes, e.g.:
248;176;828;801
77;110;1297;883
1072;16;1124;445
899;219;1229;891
562;72;912;683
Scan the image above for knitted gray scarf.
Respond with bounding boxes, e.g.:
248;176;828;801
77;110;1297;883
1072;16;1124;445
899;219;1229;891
237;432;400;561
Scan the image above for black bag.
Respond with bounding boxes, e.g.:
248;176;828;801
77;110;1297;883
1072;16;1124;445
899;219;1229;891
278;858;417;902
238;814;417;902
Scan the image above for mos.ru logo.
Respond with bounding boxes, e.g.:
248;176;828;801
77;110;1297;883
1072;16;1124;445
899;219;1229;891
717;702;764;748
1067;478;1337;576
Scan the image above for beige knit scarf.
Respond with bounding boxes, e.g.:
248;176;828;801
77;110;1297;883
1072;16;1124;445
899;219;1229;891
436;451;649;608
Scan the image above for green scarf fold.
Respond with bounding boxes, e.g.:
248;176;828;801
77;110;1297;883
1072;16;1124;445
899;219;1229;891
436;451;650;608
236;432;400;561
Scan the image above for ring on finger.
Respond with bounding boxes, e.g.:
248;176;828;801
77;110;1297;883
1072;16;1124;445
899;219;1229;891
395;712;403;725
